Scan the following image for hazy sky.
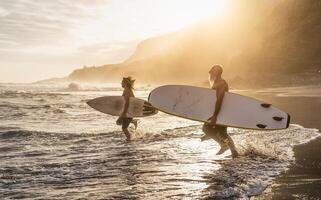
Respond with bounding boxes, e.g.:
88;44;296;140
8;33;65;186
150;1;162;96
0;0;228;82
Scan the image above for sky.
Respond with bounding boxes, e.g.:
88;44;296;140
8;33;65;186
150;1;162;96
0;0;229;83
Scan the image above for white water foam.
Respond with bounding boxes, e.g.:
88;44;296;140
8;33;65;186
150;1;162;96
202;124;321;199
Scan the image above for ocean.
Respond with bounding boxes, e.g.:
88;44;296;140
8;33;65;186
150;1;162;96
0;83;320;199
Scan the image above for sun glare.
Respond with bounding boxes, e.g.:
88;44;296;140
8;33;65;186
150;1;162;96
161;0;229;32
74;0;230;46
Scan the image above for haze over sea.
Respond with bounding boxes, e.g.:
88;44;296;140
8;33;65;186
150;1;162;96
0;82;320;199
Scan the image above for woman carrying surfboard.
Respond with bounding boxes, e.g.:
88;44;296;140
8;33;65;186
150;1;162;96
201;65;239;158
117;76;138;141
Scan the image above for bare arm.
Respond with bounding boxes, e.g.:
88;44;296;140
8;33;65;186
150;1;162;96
210;82;226;125
213;85;225;116
121;90;130;117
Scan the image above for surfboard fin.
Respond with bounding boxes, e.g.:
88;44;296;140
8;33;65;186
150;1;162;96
273;116;284;121
286;113;291;128
261;103;271;108
256;124;267;129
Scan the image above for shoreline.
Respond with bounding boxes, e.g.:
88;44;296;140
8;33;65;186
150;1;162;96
244;93;321;199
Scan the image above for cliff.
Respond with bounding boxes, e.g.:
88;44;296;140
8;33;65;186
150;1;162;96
68;0;321;87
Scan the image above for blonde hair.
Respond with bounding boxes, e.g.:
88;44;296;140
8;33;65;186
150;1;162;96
211;64;223;76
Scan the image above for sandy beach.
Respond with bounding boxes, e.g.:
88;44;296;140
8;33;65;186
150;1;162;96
243;87;321;199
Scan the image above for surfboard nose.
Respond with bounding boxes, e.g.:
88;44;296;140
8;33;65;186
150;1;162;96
86;99;94;108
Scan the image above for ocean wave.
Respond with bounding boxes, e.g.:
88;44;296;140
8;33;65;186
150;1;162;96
0;90;71;99
0;129;116;141
200;124;320;199
0;102;79;117
0;124;319;199
233;124;320;161
0;130;33;139
134;124;320;199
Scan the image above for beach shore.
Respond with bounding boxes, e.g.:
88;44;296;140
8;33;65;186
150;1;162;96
244;90;321;199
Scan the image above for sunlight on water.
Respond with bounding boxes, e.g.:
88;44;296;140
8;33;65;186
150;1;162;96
0;83;320;199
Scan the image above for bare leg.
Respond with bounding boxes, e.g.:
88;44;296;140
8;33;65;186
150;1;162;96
215;127;230;155
131;119;138;130
121;118;133;141
226;135;239;158
215;139;229;155
202;124;229;155
122;128;131;141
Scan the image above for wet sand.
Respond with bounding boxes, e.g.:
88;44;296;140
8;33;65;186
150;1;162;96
244;91;321;199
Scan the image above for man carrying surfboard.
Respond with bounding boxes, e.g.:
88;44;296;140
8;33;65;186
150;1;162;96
116;76;138;141
201;65;239;158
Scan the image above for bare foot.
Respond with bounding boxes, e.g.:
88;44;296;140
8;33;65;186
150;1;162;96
132;119;138;130
226;135;239;158
200;134;211;141
231;150;239;158
216;144;229;155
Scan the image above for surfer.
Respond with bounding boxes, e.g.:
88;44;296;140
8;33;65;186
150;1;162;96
201;65;239;158
117;76;138;141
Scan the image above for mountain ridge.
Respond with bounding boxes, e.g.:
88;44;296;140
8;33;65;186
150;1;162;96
68;0;321;88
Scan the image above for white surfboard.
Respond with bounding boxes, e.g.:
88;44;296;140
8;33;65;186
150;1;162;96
87;96;158;117
148;85;290;130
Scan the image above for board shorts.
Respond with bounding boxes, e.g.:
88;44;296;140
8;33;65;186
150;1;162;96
117;117;133;129
202;123;228;141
